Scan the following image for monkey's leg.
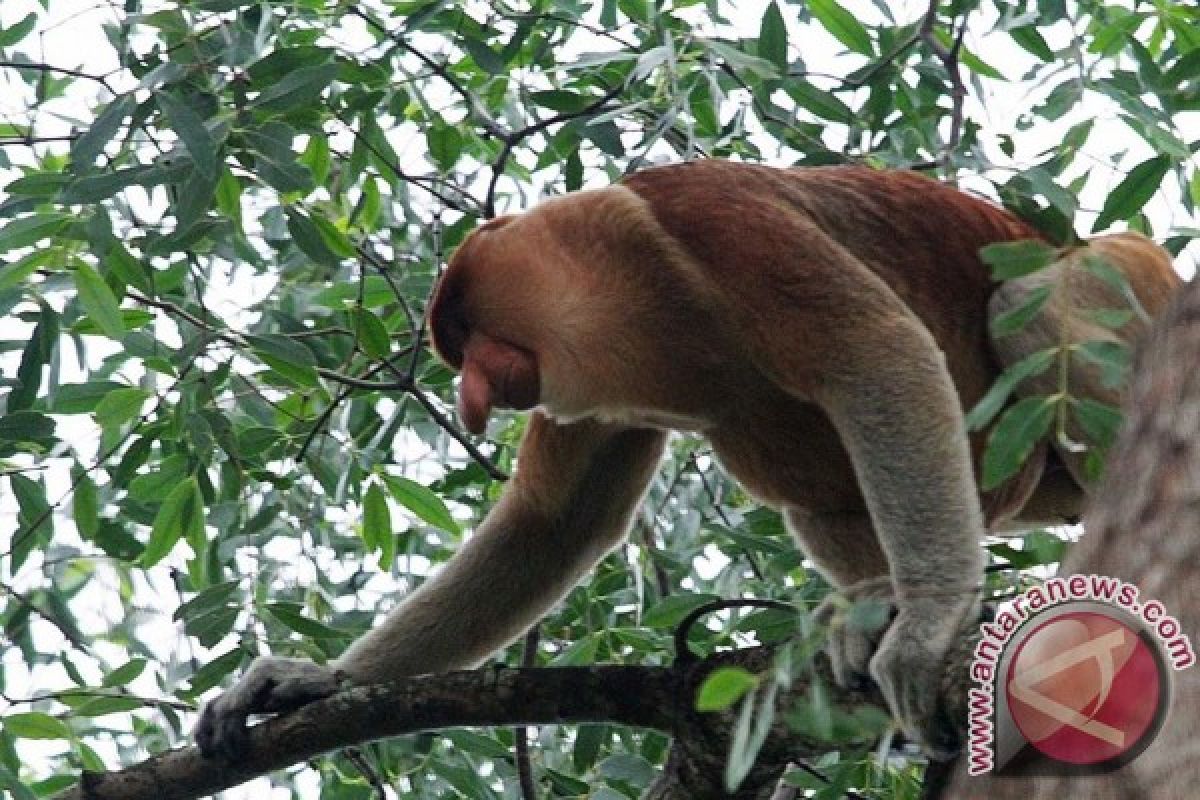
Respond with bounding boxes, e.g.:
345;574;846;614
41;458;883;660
196;416;664;760
787;509;896;691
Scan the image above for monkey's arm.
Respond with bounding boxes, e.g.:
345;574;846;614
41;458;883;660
196;415;664;759
813;312;985;757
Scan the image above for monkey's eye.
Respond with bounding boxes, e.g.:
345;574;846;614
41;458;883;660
429;287;471;367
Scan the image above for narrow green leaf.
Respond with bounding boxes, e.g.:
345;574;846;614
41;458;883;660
1093;156;1171;231
786;80;851;122
0;212;72;253
696;667;760;712
141;476;199;567
989;285;1053;338
73;262;126;340
981;396;1056;489
382;475;460;534
286;209;342;267
94;388;149;431
300;134;331;186
250;63;337;112
0;13;37;47
0;411;56;443
72;94;135;168
362;479;393;568
102;658;147;688
758;2;788;71
156;92;218;179
965;349;1056;431
1071;398;1123;450
643;593;723;628
266;603;350;639
72;469;100;539
1075;340;1130;388
309;212;355;258
979;239;1059;280
808;0;873;56
1010;25;1054;62
3;712;70;740
353;307;391;358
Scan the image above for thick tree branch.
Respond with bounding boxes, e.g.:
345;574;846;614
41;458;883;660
53;643;907;800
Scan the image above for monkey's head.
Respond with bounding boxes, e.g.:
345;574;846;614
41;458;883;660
429;197;634;435
429;188;725;435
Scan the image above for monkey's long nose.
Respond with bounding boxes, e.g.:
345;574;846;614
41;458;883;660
456;335;540;434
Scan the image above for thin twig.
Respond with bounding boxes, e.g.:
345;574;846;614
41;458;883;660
515;627;541;800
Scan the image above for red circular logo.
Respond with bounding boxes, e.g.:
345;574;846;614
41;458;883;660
1005;611;1164;765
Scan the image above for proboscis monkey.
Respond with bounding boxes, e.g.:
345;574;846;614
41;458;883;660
196;161;1180;760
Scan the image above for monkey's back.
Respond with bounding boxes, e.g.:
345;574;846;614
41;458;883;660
621;161;1035;410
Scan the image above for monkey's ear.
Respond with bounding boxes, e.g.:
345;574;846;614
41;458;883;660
477;214;517;233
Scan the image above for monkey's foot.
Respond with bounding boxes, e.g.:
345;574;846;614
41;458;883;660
813;576;896;693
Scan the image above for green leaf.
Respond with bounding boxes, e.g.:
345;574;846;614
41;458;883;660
383;475;460;534
286;209;343;267
427;123;463;171
0;411;56;443
0;12;37;47
597;753;657;788
1071;398;1123;450
1010;25;1054;62
965;348;1055;431
989;285;1053;338
72;94;135;168
156;92;218;179
980;239;1058;280
250;63;337;112
1075;340;1130;388
786;80;850;122
141;476;199;567
246;333;319;387
1093;156;1171;232
696;667;760;712
362;479;395;569
353;307;391;358
463;37;506;74
72;470;100;539
73;262;126;340
267;603;350;639
3;712;70;740
808;0;873;56
309;212;355;258
52;381;128;414
93;387;150;431
129;454;190;502
0;212;72;253
981;396;1056;489
758;2;788;71
642;592;723;628
102;658;147;687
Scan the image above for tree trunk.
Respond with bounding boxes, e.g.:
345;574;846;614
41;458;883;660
942;276;1200;799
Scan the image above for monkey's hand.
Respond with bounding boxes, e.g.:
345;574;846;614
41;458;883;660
195;656;342;760
816;580;975;759
869;593;979;760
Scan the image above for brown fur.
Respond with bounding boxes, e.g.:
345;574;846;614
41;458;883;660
197;161;1180;761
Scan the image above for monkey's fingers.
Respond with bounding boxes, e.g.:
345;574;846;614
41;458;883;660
194;656;342;760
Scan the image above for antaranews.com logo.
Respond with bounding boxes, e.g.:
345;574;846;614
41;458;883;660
966;574;1195;776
